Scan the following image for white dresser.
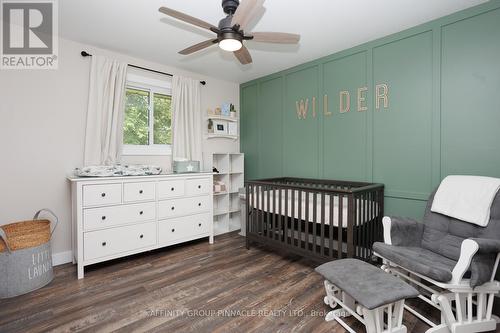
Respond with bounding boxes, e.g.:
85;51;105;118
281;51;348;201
68;173;214;279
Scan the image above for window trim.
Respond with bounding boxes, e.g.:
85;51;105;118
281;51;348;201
122;144;172;156
122;74;173;156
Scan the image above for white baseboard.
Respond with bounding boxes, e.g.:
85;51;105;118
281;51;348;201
52;251;73;266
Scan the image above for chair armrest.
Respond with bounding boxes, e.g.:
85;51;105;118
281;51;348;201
382;216;424;246
451;239;480;284
469;238;500;255
452;238;500;287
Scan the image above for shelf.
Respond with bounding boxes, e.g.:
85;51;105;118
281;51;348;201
228;225;241;232
207;134;238;140
207;115;238;122
214;192;228;196
214;209;228;216
230;171;243;174
214;209;241;218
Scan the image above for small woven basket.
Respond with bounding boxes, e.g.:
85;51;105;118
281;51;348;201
0;220;51;252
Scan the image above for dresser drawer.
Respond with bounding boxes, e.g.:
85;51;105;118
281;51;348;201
83;184;122;207
124;182;155;203
84;222;156;261
83;202;155;231
158;196;211;219
185;178;211;196
158;180;185;199
158;213;211;246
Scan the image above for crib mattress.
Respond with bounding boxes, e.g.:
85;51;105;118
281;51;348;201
249;189;379;228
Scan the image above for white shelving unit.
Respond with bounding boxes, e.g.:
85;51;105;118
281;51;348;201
205;153;244;236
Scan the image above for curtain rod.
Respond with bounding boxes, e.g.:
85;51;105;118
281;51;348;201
80;51;206;86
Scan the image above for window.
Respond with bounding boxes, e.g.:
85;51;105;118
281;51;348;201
122;74;172;155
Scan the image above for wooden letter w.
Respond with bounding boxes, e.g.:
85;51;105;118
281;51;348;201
296;99;309;120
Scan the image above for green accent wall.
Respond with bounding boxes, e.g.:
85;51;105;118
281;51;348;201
240;1;500;219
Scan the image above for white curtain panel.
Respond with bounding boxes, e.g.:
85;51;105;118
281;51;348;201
84;55;128;166
171;75;202;162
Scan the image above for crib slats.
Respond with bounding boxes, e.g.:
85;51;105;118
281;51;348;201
271;187;275;240
320;192;325;256
246;185;251;236
347;194;354;258
245;178;383;263
252;184;256;235
329;193;334;258
338;194;344;259
375;190;385;241
258;185;262;236
370;191;375;257
299;191;308;251
292;188;296;247
268;186;271;240
357;194;361;258
285;188;289;245
363;192;367;259
312;192;317;253
279;187;283;242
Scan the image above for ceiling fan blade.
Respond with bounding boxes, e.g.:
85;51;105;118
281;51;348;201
250;32;301;44
237;0;265;30
159;7;217;32
234;45;253;65
231;0;263;28
179;39;219;55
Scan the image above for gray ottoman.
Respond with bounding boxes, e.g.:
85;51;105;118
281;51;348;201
316;259;419;333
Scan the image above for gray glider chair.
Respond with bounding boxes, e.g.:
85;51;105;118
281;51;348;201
373;190;500;333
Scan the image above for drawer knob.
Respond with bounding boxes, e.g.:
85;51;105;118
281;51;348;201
139;211;144;215
101;216;106;220
140;234;144;239
171;206;175;210
171;187;175;191
198;223;202;227
171;229;175;232
139;190;144;194
101;193;106;197
198;203;201;207
102;242;107;246
198;185;201;189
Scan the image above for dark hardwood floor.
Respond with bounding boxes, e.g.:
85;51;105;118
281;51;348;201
0;232;446;333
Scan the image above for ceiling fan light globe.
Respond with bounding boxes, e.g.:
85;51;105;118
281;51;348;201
219;38;242;52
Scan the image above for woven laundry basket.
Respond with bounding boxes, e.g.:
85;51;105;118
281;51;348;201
0;209;58;298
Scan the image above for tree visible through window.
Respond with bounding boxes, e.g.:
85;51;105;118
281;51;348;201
124;88;150;145
153;93;172;145
123;81;172;154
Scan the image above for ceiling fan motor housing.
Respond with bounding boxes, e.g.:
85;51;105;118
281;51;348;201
218;16;243;43
222;0;239;14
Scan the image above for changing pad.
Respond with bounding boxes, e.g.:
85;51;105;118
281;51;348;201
75;165;162;177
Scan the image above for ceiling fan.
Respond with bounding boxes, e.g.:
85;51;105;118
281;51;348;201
159;0;300;65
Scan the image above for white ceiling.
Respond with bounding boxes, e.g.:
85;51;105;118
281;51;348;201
59;0;488;83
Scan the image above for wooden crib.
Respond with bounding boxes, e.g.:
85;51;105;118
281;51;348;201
245;178;384;262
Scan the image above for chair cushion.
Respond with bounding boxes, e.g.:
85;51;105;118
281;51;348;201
373;242;457;283
315;259;419;310
421;190;500;261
